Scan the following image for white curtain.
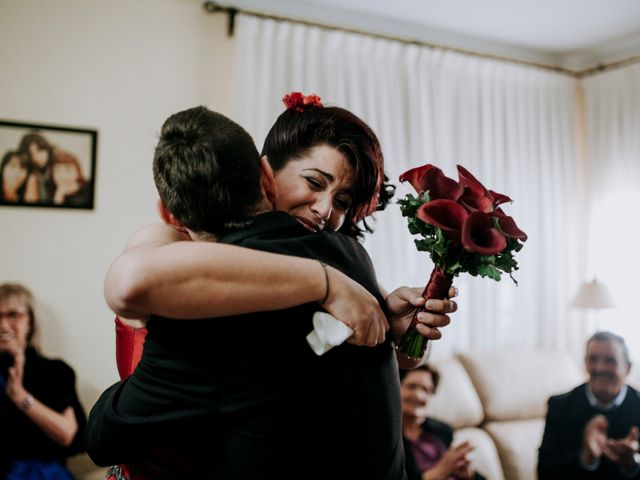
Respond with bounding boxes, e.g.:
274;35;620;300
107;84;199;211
580;64;640;356
235;14;584;357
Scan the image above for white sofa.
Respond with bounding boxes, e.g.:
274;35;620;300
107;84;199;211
72;352;566;480
425;350;584;480
69;349;640;480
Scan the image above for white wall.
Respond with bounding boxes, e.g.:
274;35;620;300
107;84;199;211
0;0;236;410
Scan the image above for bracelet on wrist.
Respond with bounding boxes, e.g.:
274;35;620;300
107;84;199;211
18;394;34;411
318;261;330;305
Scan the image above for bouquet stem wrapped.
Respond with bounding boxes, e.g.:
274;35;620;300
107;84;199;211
396;267;453;359
396;164;527;360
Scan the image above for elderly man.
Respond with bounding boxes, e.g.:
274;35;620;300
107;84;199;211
538;331;640;479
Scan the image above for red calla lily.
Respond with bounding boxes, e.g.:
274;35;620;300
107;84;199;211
424;168;464;201
457;165;489;197
461;211;507;255
459;189;494;213
417;199;469;242
489;190;513;207
400;164;463;200
457;165;514;212
493;209;528;241
457;165;495;212
399;164;438;194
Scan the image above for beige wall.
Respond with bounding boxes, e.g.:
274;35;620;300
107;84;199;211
0;0;236;410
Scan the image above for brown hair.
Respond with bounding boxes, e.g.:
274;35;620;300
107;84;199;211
261;101;395;238
399;364;440;392
153;106;263;235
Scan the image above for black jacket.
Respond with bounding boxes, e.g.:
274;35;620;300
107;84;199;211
538;383;640;480
87;212;405;480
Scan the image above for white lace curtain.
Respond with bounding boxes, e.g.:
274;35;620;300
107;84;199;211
234;14;587;357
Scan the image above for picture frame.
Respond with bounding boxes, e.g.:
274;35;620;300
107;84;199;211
0;120;98;209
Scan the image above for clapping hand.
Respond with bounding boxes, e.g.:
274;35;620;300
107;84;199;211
6;349;27;404
425;441;474;480
605;426;640;469
582;415;609;465
583;415;640;469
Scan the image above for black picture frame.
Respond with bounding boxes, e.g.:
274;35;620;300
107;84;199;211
0;120;97;209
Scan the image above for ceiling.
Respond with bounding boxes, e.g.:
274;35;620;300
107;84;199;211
217;0;640;72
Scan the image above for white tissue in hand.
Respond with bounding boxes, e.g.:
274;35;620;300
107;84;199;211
306;312;353;356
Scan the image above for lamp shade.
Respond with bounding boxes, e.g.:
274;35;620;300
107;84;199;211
571;279;616;309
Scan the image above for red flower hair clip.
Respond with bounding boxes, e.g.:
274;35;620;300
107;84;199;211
282;92;323;112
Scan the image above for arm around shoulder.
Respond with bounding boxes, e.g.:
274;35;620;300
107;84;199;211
105;224;331;319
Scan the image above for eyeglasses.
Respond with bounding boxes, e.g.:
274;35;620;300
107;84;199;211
0;310;28;321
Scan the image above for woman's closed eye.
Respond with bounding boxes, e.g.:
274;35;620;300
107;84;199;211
303;174;351;211
304;175;324;190
334;195;352;212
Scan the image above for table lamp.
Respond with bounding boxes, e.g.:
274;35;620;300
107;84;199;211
571;278;616;310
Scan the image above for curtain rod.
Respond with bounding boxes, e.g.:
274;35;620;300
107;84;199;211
203;1;640;79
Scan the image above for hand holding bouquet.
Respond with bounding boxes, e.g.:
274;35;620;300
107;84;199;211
397;164;528;359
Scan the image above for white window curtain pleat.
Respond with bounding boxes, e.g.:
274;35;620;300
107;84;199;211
581;64;640;355
235;14;584;357
583;64;640;191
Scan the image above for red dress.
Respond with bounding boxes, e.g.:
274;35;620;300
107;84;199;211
107;318;151;480
114;316;147;380
107;318;204;480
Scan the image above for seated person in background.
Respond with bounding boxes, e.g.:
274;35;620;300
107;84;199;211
401;364;485;480
538;331;640;479
0;283;86;480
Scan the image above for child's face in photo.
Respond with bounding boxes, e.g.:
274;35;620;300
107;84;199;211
29;142;50;168
2;155;28;187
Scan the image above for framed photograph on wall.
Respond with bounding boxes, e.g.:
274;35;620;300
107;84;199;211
0;120;97;209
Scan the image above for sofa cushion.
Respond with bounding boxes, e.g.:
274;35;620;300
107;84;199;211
426;357;484;429
457;350;583;421
454;427;505;480
484;418;545;480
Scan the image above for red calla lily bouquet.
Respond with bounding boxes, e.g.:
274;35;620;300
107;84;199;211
397;164;528;359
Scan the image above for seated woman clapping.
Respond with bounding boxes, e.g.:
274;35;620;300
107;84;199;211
401;364;485;480
0;283;86;480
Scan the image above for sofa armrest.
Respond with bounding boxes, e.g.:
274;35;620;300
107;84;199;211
427;357;484;429
484;418;545;480
454;427;505;480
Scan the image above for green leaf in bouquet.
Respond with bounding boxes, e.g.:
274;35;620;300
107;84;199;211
504;237;523;253
415;238;436;252
407;219;421;235
478;263;501;280
445;260;463;276
495;253;517;273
